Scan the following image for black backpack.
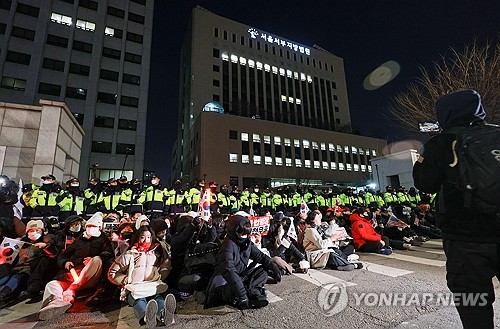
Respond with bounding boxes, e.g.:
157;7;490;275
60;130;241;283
446;122;500;214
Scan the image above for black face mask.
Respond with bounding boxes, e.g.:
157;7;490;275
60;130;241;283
68;186;80;194
121;232;133;240
120;183;128;189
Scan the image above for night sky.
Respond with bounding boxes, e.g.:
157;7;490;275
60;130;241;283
145;0;500;181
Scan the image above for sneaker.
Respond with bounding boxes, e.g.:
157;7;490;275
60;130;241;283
39;300;72;320
347;254;360;263
337;264;355;271
352;262;363;269
409;239;423;247
379;248;393;255
248;293;269;309
414;235;429;242
402;243;412;250
18;289;40;300
145;299;158;329
163;293;176;326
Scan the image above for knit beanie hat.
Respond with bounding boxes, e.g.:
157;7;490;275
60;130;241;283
86;212;103;228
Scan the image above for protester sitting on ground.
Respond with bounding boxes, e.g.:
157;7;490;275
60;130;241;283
135;214;150;230
386;205;427;245
205;215;282;309
350;208;394;255
53;215;84;253
410;205;442;239
0;220;59;302
112;222;135;258
371;208;410;250
38;212;113;320
303;211;362;271
108;225;176;329
104;211;121;223
150;218;172;279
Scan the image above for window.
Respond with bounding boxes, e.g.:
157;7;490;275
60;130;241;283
97;92;117;104
242;155;249;164
336;118;341;125
6;51;31;65
11;26;35;40
69;63;90;76
100;69;119;81
213;27;218;38
47;34;68;48
105;27;123;38
38;82;61;96
252;134;260;142
107;6;124;18
274;136;281;145
1;77;26;91
305;160;311;168
229;153;238;163
124;52;141;64
130;0;146;5
79;0;98;10
372;149;377;157
354;164;360;172
92;141;112;153
286;158;292;167
117;143;135;155
229;130;237;139
213;48;220;58
121;95;139;108
275;157;282;166
253;155;261;165
346;163;352;171
73;40;93;53
331;162;337;170
66;87;87;100
118;119;137;131
232;33;236;43
212;79;219;87
16;3;39;17
352;146;357;154
72;112;84;125
128;12;144;24
50;12;72;25
223;30;227;40
213;64;220;72
102;47;121;59
94;115;114;128
322;161;329;169
0;0;11;10
76;19;95;32
295;159;302;168
265;156;272;166
43;58;65;71
123;73;140;85
241;132;248;141
126;32;143;44
314;161;320;169
212;94;220;102
344;146;350;153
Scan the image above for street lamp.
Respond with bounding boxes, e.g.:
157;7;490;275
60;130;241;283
121;148;132;176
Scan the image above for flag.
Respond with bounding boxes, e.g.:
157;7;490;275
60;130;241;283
13;179;23;220
386;214;409;229
300;198;310;216
287;221;297;240
197;188;211;222
0;237;24;264
249;206;257;217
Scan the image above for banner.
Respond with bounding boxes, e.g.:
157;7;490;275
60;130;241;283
0;237;24;264
249;216;270;236
197;189;211;222
330;227;348;241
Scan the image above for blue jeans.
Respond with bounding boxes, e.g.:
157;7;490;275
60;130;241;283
126;293;164;320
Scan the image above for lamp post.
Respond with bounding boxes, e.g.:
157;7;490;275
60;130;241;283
121;148;132;177
375;163;381;190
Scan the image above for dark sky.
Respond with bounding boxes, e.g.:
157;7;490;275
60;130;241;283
145;0;500;181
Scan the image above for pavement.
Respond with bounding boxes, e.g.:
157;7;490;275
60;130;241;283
1;239;500;329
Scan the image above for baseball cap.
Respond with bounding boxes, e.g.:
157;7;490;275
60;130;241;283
41;174;56;180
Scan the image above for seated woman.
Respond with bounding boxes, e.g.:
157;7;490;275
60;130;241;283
350;208;393;255
108;225;176;329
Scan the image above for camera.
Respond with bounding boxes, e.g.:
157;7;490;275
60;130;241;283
419;122;441;133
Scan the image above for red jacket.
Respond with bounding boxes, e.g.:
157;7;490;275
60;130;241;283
350;213;381;249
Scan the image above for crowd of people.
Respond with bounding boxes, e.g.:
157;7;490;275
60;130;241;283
0;173;441;328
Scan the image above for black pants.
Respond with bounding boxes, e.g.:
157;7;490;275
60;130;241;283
26;256;59;293
358;236;390;253
443;239;499;329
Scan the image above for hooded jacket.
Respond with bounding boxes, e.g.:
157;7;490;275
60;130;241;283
413;89;496;242
57;230;113;269
349;213;382;249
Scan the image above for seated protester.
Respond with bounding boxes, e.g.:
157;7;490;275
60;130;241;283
135;214;150;230
108;226;176;329
130;211;143;225
205;215;282;309
112;223;136;258
410;205;442;239
151;218;172;279
168;214;216;296
121;212;131;224
53;215;84;254
371;208;410;250
303;211;361;271
211;212;227;242
104;211;121;223
320;211;357;259
0;220;59;302
350;208;394;255
38;212;113;320
382;206;423;246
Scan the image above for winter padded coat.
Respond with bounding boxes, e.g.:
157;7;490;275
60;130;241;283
350;213;381;249
303;227;334;269
57;232;113;269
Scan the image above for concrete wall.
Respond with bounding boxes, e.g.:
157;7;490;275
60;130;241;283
370;149;419;192
0;100;83;184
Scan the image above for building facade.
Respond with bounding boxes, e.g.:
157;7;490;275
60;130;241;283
0;0;153;183
172;6;386;188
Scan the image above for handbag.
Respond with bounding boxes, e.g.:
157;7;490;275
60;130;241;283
120;251;168;300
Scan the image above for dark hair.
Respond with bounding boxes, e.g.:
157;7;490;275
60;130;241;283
117;222;135;236
305;212;318;227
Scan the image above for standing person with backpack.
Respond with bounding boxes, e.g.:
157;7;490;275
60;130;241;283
413;89;500;329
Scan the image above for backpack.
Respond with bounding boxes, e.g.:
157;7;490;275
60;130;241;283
446;122;500;214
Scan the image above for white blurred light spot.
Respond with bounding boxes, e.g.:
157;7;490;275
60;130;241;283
363;60;400;90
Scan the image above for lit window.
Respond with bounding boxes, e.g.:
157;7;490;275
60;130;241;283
248;59;255;67
288;96;294;103
286;70;292;78
264;64;270;72
361;164;366;172
195;155;199;165
368;165;373;172
230;54;238;63
320;143;326;150
366;148;370;155
329;143;334;151
337;145;343;152
293;72;299;79
253;155;261;165
275;158;283;166
322;161;329;169
295;159;302;168
286;158;292;167
344;146;350;153
312;142;318;149
300;73;306;81
303;140;310;148
239;57;246;65
354;164;359;171
279;68;285;76
352;146;358;154
294;139;300;147
105;27;115;36
242;155;250;163
295;99;301;105
359;148;364;155
252;134;260;142
274;136;281;145
372;149;377;156
264;135;271;143
305;160;311;168
256;62;263;70
222;52;229;61
241;132;249;141
314;161;320;169
272;66;278;74
229;153;238;163
281;95;287;102
284;138;291;147
307;75;312;83
76;19;95;32
339;163;345;171
346;163;352;171
51;12;72;26
265;156;272;165
331;162;337;170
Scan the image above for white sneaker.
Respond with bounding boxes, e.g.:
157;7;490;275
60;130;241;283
347;254;360;263
145;299;158;329
39;300;72;320
163;293;176;326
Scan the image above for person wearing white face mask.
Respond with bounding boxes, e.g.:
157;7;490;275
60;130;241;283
38;212;113;320
0;220;59;302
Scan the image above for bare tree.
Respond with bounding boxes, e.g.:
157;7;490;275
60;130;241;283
388;40;500;132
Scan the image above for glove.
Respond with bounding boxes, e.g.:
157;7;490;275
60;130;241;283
270;262;282;283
